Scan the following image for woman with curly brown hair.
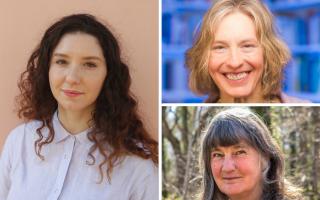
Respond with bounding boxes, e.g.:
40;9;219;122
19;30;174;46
186;0;309;103
0;14;158;200
200;108;303;200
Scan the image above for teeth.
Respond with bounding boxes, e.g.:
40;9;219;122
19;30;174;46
226;72;247;80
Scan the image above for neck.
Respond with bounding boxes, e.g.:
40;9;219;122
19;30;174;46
57;106;93;135
229;180;263;200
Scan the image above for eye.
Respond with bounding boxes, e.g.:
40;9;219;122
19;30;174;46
213;45;224;49
242;44;256;51
84;62;97;68
212;152;224;159
55;59;68;65
212;45;226;52
244;44;254;47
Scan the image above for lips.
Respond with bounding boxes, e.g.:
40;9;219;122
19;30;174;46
222;176;243;183
223;177;242;180
225;72;249;80
62;89;84;97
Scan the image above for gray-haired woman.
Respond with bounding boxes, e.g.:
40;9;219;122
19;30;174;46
200;108;302;200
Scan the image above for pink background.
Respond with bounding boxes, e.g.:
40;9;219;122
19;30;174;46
0;0;158;150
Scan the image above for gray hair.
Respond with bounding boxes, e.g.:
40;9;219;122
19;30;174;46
199;108;301;200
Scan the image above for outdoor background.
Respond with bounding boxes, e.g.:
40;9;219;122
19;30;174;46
162;0;320;102
0;0;158;150
162;106;320;200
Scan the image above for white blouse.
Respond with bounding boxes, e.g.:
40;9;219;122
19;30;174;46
0;112;158;200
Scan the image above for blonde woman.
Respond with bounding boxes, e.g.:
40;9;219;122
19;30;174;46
186;0;309;103
200;108;303;200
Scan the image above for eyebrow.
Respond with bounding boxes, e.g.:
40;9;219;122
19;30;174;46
52;53;104;62
213;38;258;44
52;53;68;58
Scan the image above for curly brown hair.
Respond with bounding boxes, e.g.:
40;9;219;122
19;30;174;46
16;13;158;182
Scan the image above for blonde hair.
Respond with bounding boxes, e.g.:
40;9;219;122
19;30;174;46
185;0;290;102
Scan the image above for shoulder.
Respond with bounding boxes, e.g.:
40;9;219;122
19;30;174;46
4;120;43;150
116;155;158;182
120;155;159;198
8;120;42;135
4;123;27;148
281;93;311;103
122;155;158;174
6;124;26;142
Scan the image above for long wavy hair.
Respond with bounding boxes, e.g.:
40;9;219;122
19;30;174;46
17;13;158;182
186;0;290;102
200;108;302;200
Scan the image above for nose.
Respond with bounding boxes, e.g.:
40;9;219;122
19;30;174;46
65;65;81;84
221;156;236;172
226;48;243;68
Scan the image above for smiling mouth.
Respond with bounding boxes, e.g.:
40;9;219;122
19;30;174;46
222;176;241;181
222;177;242;183
225;72;249;80
223;177;241;180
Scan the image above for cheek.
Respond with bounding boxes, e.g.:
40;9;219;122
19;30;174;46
208;60;220;82
48;69;58;89
248;50;264;71
88;73;106;94
92;80;105;94
97;70;107;88
210;160;221;178
237;158;262;181
208;53;229;83
49;67;64;85
208;54;223;72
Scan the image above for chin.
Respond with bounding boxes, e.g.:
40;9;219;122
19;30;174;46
222;188;246;197
227;90;253;99
222;190;242;196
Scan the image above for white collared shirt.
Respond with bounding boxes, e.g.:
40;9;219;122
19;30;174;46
0;112;158;200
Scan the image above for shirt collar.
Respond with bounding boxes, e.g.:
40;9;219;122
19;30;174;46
52;111;92;145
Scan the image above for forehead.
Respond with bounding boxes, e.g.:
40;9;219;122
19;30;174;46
212;141;250;150
213;11;257;42
53;32;104;58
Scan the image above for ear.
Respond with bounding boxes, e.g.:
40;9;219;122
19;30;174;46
260;156;269;172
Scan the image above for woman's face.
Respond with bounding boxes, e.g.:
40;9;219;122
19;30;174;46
49;32;107;114
208;12;264;101
211;142;263;199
